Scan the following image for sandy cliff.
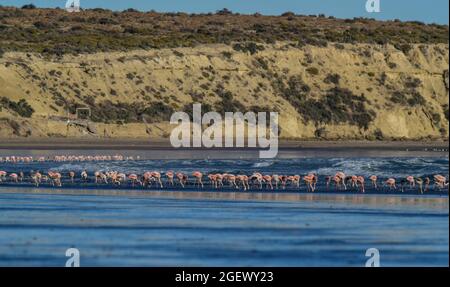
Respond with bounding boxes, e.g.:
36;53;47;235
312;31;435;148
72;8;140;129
0;42;448;140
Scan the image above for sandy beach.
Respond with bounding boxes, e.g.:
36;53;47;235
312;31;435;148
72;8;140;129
0;139;448;151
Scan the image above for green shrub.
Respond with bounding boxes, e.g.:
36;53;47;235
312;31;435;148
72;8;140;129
221;51;233;59
216;8;233;15
324;73;340;85
374;129;384;140
214;86;245;114
407;92;426;106
442;104;449;121
0;7;447;55
306;67;319;76
232;42;265;55
142;102;175;122
21;4;36;9
395;43;413;54
390;91;407;104
273;76;375;129
78;100;175;123
390;91;425;107
173;50;184;57
0;97;34;118
431;113;441;124
254;57;269;70
405;77;422;89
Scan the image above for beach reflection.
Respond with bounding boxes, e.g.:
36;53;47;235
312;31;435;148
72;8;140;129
17;188;449;210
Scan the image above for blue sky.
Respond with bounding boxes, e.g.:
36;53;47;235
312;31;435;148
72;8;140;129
0;0;448;24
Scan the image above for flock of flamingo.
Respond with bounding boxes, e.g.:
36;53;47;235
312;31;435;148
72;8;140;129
0;154;448;194
0;155;137;163
0;169;448;194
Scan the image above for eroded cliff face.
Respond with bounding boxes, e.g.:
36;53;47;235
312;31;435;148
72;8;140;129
0;42;448;140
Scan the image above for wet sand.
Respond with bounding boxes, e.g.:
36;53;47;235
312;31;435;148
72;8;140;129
2;187;448;210
0;138;448;151
0;140;448;159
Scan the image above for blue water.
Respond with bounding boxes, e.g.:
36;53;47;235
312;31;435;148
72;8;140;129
0;153;448;266
0;190;447;267
0;157;449;179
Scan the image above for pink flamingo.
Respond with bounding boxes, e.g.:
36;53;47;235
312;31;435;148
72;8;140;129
385;178;396;190
288;175;300;188
335;172;347;190
415;178;424;194
69;171;75;183
208;174;217;188
406;176;415;189
128;174;141;186
357;176;365;193
434;175;448;190
223;174;238;189
176;172;188;188
0;171;6;182
94;171;108;184
142;172;153;187
369;175;378;189
165;171;175;186
81;170;88;182
236;175;250;191
151;171;163;188
350;175;358;189
303;174;315;192
114;173;127;185
250;173;263;189
48;172;62;187
272;175;281;189
31;171;42;187
279;175;288;190
9;173;19;183
18;172;24;182
424;177;431;192
192;171;204;188
262;175;273;190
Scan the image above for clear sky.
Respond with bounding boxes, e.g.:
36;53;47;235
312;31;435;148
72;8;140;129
0;0;448;24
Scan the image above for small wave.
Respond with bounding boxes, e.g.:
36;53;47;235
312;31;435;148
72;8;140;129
252;161;274;168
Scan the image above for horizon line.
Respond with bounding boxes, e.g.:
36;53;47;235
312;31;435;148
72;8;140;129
1;4;448;26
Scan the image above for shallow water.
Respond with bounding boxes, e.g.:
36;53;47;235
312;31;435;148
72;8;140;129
0;189;448;267
0;149;448;266
1;155;449;179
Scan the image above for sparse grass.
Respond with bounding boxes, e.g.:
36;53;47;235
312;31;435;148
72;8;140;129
273;75;375;129
221;51;233;59
306;67;319;76
442;104;449;121
68;100;175;123
0;97;34;117
324;73;340;85
233;42;265;55
1;7;446;55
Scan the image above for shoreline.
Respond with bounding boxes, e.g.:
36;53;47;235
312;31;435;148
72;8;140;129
1;186;448;207
0;139;448;151
1;184;448;200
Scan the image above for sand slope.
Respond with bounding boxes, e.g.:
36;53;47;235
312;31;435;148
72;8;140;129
0;42;448;140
